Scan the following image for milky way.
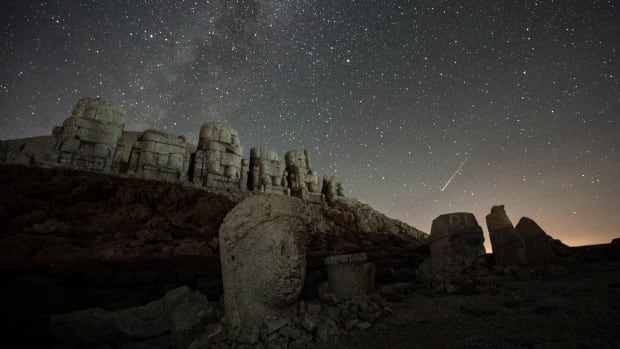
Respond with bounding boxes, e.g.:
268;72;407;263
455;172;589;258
1;1;618;247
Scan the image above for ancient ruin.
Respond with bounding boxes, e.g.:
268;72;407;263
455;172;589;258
515;217;572;268
127;129;191;182
248;147;288;194
218;194;311;327
0;97;350;203
51;97;125;172
417;212;486;293
486;205;527;267
324;253;376;298
285;149;323;202
192;122;245;190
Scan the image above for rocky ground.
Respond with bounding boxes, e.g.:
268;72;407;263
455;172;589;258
311;258;620;349
0;164;426;347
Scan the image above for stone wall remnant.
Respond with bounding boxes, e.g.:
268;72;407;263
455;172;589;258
417;212;486;293
324;253;375;298
127;129;191;182
285;149;322;202
51;97;125;172
192;122;244;190
248;147;288;194
486;205;527;267
219;194;311;327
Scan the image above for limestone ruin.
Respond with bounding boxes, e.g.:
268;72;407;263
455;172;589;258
0;97;348;203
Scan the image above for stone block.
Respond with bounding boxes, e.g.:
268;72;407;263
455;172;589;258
325;253;375;298
219;128;232;144
59;138;80;152
92;143;112;158
202;140;226;152
221;152;241;167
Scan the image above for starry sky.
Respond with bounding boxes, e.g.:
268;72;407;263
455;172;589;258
1;1;618;248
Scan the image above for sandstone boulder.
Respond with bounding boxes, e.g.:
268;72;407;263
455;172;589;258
219;194;312;327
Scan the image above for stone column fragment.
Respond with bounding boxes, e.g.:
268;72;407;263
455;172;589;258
324;253;375;298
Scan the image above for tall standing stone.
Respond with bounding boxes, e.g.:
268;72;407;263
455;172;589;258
486;205;527;267
219;195;311;327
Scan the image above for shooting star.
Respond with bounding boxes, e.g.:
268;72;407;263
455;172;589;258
440;155;470;192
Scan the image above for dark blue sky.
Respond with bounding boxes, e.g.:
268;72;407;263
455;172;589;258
1;0;618;248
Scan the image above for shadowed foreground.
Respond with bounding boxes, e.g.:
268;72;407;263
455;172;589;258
311;259;620;349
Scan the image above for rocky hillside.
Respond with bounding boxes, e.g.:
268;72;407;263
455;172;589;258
0;164;427;346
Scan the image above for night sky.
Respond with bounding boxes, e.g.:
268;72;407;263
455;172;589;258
1;1;618;248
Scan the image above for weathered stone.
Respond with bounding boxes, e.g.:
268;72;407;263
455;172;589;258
127;129;190;182
266;334;289;349
249;147;288;194
171;301;216;348
219;195;311;327
516;217;570;268
285;149;322;201
486;205;527;267
322;175;345;202
325;253;376;298
264;317;290;334
300;314;318;332
51;97;125;172
417;212;485;293
356;321;371;330
193;122;244;190
279;325;303;340
50;286;210;345
188;324;227;349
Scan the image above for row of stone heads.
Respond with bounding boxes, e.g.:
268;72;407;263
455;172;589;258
54;97;346;198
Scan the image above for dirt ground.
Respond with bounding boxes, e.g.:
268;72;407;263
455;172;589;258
311;260;620;349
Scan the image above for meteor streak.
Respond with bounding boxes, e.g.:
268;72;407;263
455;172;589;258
440;155;470;192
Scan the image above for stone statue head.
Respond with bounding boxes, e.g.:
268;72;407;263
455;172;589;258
285;149;309;169
219;195;311;327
